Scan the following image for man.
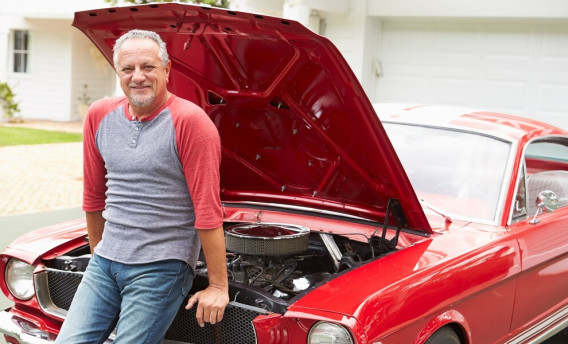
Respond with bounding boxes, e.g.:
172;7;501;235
55;29;229;343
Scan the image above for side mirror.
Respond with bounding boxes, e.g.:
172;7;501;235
529;190;559;224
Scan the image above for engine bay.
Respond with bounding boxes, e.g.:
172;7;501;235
46;222;397;315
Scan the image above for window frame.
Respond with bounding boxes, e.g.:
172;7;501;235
509;136;568;224
11;29;30;74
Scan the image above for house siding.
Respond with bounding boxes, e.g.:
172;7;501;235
71;29;116;121
9;20;73;121
1;0;111;122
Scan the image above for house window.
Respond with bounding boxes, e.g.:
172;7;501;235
13;30;29;73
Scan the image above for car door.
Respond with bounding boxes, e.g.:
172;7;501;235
508;138;568;336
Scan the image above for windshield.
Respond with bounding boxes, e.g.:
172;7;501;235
383;123;511;221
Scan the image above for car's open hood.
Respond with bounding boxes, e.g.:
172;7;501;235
73;4;431;234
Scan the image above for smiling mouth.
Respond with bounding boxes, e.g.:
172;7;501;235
129;84;151;90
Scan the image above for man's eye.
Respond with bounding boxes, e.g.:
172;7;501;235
144;66;155;71
121;68;133;73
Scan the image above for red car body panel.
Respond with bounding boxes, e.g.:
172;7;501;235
509;211;568;329
1;4;568;344
1;219;87;265
290;226;521;343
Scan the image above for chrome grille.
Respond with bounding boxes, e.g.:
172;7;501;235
166;299;262;344
47;270;82;311
36;270;263;343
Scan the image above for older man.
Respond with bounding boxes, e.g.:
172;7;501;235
55;29;229;343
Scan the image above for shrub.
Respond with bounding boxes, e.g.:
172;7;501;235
0;82;21;122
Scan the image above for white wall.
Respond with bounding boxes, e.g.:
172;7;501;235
368;0;568;19
71;29;116;121
364;0;568;130
6;19;72;121
372;18;568;130
231;0;284;17
1;0;111;121
321;2;380;96
3;0;107;19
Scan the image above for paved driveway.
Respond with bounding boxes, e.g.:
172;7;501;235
0;120;83;216
0;142;83;215
0;121;84;343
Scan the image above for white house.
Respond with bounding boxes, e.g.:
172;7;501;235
0;0;115;122
2;0;568;130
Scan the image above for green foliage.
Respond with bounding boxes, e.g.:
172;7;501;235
0;82;21;121
103;0;230;8
0;127;83;147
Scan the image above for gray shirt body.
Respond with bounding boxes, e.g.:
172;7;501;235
94;105;200;267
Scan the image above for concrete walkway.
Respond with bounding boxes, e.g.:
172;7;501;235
0;120;85;342
0;120;83;216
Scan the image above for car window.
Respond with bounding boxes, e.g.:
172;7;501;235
526;141;568;163
383;122;511;222
524;139;568;217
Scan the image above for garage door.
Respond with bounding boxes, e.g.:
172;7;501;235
374;19;568;130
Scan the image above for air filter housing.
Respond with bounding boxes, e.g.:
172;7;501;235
225;223;310;256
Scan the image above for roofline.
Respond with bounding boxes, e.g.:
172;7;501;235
373;103;567;142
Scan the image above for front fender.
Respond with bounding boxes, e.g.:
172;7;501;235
1;218;87;265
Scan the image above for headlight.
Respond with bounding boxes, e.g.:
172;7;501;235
308;321;354;344
5;258;35;300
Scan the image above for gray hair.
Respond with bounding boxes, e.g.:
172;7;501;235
113;29;169;68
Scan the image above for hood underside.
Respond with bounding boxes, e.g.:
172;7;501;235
73;3;431;233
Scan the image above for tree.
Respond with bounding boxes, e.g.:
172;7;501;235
104;0;230;8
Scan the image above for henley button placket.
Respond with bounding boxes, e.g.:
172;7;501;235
131;121;141;148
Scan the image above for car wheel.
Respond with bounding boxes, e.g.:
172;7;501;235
425;326;461;344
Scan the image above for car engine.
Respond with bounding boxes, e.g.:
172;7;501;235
199;222;387;314
47;222;393;315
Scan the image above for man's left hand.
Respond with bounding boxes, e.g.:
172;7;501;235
190;226;229;327
186;285;229;327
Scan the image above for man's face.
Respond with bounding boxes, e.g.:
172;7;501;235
116;38;170;109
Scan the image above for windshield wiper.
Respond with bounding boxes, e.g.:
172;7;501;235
419;198;452;224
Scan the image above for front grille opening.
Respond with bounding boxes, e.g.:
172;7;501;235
166;298;262;344
43;271;262;344
47;271;82;311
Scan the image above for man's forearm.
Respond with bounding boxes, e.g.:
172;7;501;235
197;226;228;290
85;210;105;254
187;226;229;326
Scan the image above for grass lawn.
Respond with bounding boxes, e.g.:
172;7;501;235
0;127;82;146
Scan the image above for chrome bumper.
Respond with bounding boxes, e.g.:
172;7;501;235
0;309;52;344
0;308;187;344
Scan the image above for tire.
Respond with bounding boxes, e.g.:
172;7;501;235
425;326;461;344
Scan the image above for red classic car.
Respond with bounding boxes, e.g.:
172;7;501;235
1;3;568;344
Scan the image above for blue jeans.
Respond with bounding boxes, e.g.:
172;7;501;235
55;254;194;344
